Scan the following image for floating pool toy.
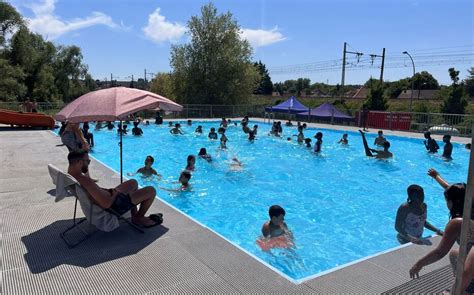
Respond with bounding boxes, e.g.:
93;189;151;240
256;235;293;251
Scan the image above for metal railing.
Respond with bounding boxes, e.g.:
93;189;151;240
1;101;471;136
0;101;64;115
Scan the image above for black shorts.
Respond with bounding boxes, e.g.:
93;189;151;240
110;192;134;215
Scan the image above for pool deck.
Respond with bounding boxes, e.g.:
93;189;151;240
1;121;464;294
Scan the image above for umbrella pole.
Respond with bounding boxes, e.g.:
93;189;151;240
120;120;123;184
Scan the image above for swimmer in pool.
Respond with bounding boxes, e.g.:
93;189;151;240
135;155;162;179
161;170;192;192
359;130;392;159
338;133;348;145
208;127;218;140
170;123;183;135
261;205;292;238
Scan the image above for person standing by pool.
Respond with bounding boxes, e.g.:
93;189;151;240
170;123;183;135
314;132;323;153
424;131;439;153
395;184;443;244
186;155;196;171
361;106;369;131
208;127;218;140
61;122;90;152
374;130;386;146
359;130;392;159
442;134;453;159
81;122;94;147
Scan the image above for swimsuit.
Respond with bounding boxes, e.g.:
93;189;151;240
110;192;134;215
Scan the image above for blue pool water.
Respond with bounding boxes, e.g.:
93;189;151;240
77;120;469;281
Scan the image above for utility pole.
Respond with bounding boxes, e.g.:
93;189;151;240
341;42;363;89
380;48;385;82
368;48;386;83
144;69;147;84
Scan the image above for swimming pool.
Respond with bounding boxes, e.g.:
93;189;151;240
81;120;469;281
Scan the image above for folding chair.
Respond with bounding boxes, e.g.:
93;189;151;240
48;164;144;248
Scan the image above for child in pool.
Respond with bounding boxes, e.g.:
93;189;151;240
136;155;162;179
395;184;443;244
261;205;292;238
208;127;218;140
170;123;183;135
185;155;196;171
338;133;348;145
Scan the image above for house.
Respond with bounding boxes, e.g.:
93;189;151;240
351;87;369;99
397;89;439;100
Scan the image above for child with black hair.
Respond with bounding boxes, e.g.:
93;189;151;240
195;125;203;134
136;155;161;178
338;133;348;145
248;131;255;142
132;121;143;136
117;124;128;135
261;205;292;238
185;155;196;171
442;134;453;159
314;132;323;153
198;148;212;162
161;170;192;192
208;127;218;140
170;123;183;135
395;184;442;244
296;126;304;144
424;131;439;153
304;138;311;148
218;127;228;149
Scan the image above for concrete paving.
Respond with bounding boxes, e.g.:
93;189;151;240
0;126;458;294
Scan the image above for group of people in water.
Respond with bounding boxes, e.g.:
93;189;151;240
58;115;473;293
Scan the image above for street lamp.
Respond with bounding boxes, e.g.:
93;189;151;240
402;51;415;112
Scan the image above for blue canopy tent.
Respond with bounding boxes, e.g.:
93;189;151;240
265;96;308;114
296;102;353;122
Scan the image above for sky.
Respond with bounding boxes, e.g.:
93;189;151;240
9;0;474;86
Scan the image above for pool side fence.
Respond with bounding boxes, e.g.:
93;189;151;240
0;101;472;136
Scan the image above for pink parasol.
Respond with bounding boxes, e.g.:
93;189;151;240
55;87;182;123
55;87;183;183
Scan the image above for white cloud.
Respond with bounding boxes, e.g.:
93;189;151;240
25;0;120;39
240;27;286;48
143;8;186;44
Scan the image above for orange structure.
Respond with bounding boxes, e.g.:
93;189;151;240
0;109;55;129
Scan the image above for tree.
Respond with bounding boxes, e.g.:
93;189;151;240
441;67;468;114
410;71;439;90
0;1;25;47
364;83;388;111
296;78;310;96
0;58;26;101
53;45;88;101
464;67;474;97
274;82;283;96
253;61;273;95
384;78;409;98
170;3;259;105
149;72;176;100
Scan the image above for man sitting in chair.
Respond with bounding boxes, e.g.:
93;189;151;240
67;150;159;228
